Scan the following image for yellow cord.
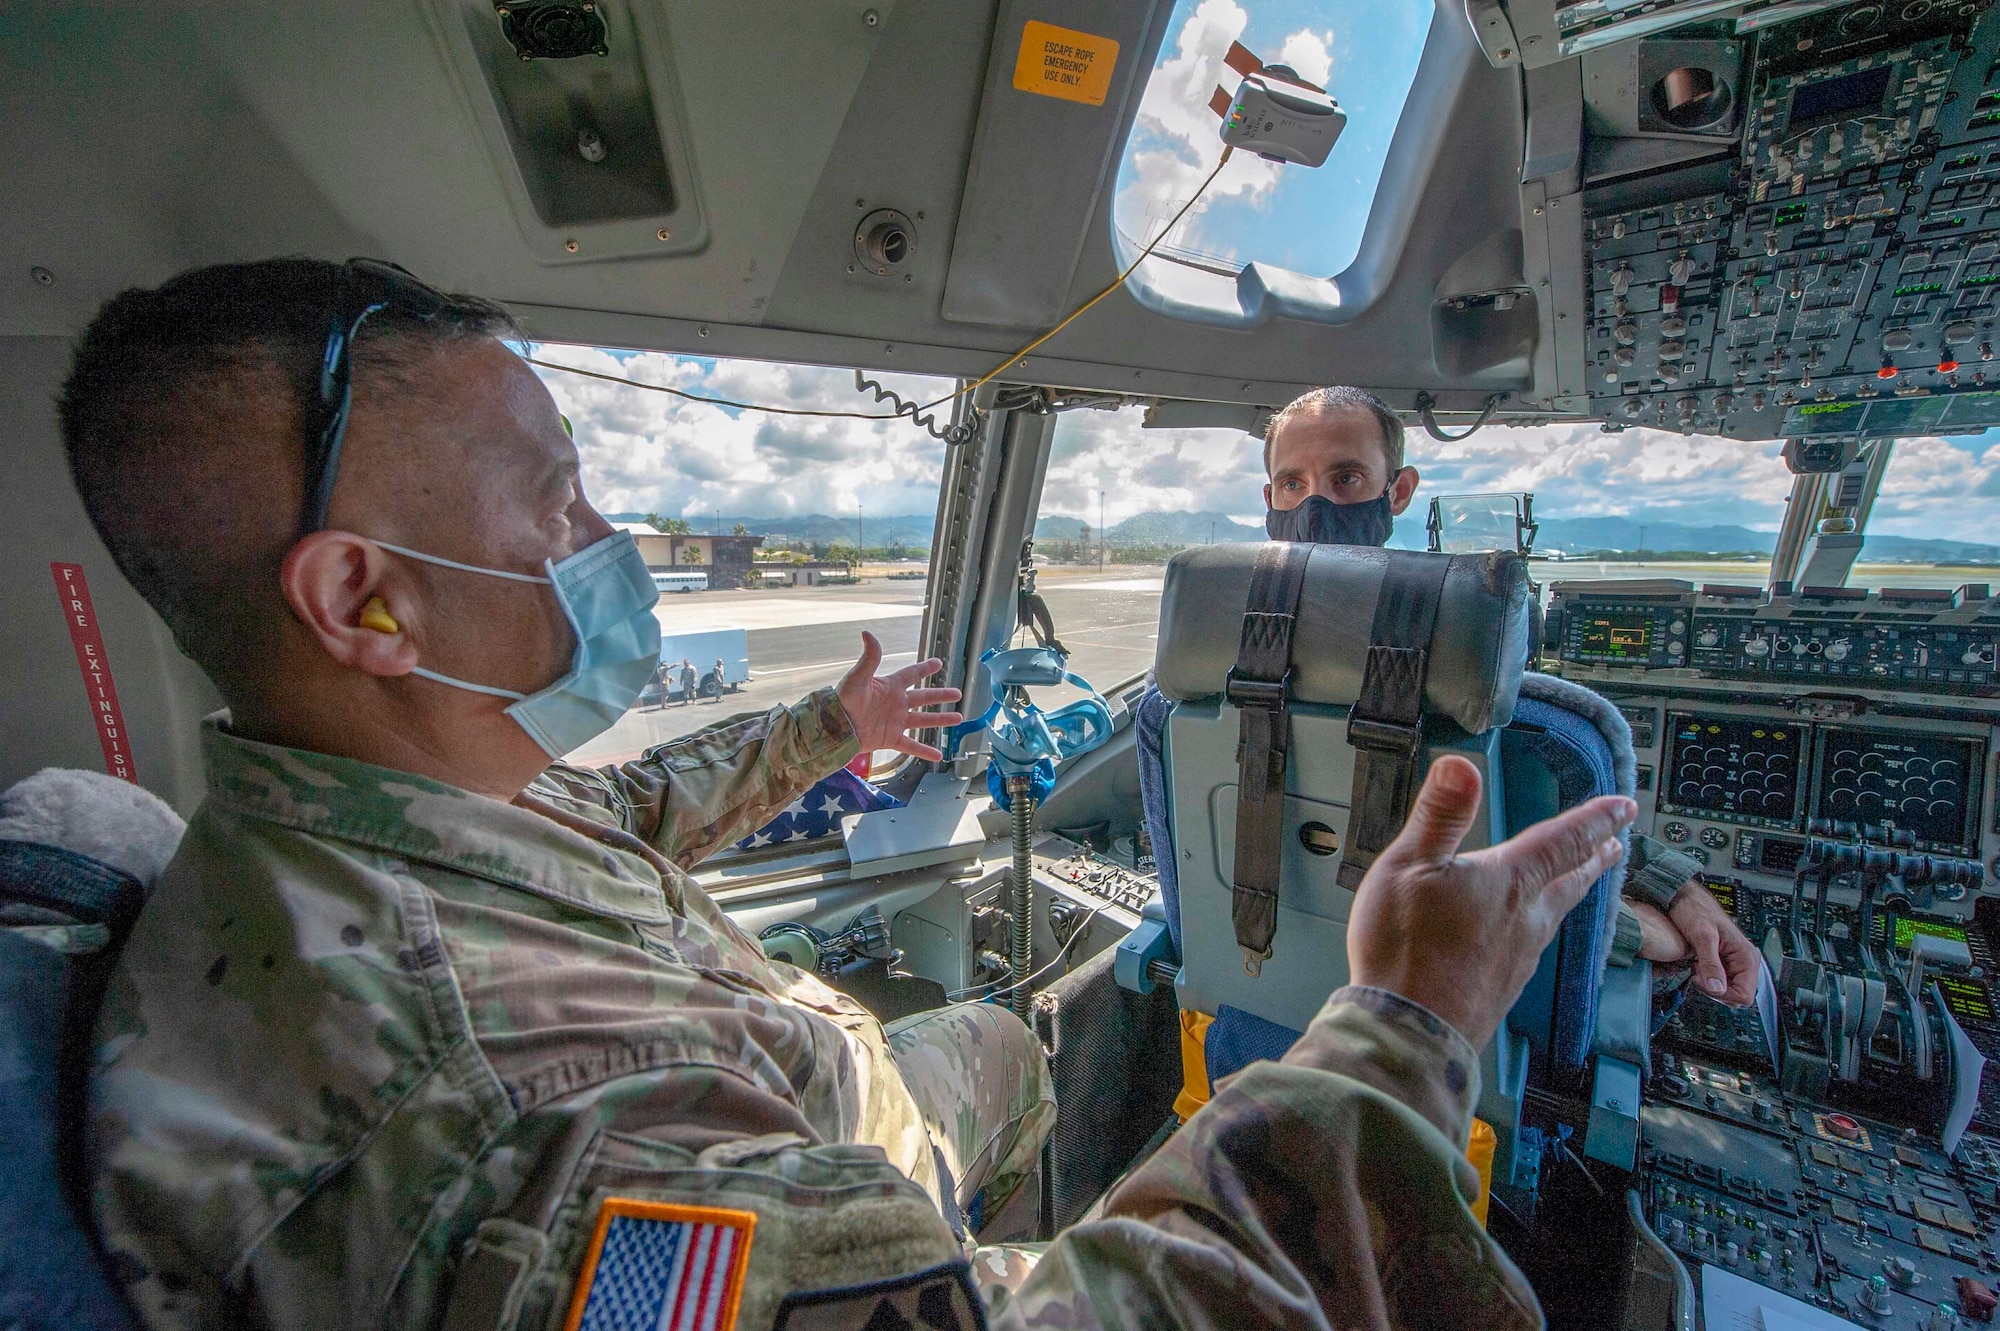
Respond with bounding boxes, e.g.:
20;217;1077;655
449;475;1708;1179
921;146;1236;413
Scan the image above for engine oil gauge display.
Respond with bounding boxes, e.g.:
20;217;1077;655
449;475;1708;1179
1812;728;1985;855
1660;713;1808;830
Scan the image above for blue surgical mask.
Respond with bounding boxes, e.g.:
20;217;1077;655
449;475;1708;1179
1265;491;1395;547
375;531;661;758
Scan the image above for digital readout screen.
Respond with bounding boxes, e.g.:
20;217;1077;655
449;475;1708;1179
1703;877;1738;917
1939;975;1995;1025
1661;713;1806;828
1814;728;1984;854
1576;612;1654;661
1788;64;1893;133
1893;917;1970;950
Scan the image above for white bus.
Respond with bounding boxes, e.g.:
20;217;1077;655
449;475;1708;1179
651;570;709;595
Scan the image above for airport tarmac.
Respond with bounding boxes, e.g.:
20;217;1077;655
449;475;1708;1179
569;558;2000;768
571;567;1164;766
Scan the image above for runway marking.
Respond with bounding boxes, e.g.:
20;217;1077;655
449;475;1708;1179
755;651;917;677
1045;577;1165;592
655;599;923;633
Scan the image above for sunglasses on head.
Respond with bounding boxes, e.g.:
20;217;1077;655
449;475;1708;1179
299;257;451;535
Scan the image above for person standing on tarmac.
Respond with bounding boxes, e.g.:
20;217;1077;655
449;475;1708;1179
70;260;1635;1331
678;655;697;705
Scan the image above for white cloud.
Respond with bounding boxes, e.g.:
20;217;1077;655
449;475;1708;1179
1115;0;1333;256
1041;407;2000;543
1274;28;1334;88
529;345;954;521
532;343;2000;546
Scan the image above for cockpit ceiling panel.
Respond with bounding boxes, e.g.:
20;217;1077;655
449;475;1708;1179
1;0;1542;418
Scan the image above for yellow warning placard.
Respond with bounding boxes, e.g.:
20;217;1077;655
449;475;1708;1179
1013;20;1120;106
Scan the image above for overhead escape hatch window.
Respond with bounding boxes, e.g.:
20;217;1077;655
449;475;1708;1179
1111;0;1431;289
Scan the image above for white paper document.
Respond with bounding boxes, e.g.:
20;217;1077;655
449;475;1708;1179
1756;954;1781;1073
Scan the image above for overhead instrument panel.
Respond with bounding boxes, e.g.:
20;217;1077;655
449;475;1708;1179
1661;711;1808;828
1814;726;1985;852
1583;1;2000;443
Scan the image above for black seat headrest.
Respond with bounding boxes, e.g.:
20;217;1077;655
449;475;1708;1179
1152;543;1533;735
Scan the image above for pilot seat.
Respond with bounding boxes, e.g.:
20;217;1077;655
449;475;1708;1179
1122;541;1655;1226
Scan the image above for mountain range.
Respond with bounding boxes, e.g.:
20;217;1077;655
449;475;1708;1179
610;511;2000;564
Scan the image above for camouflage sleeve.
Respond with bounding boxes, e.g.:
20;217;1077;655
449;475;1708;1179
1610;899;1644;968
985;987;1542;1331
1623;832;1703;913
562;686;860;867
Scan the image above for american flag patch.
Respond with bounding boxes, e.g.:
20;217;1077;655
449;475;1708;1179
563;1199;757;1331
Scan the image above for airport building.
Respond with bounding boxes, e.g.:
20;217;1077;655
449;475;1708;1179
613;523;763;590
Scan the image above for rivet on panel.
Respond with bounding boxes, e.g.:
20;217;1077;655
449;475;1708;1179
30;266;54;286
656;227;672;241
863;8;880;26
698;326;710;337
564;239;580;253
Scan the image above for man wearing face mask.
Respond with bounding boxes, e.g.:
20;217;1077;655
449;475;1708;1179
63;266;1663;1331
1133;386;1761;1008
66;259;1063;1328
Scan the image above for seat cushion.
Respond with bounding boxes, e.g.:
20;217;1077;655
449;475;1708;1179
0;926;135;1329
1203;1004;1303;1088
1152;544;1532;736
1504;674;1637;1071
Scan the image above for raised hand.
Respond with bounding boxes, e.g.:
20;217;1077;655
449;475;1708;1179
1346;755;1637;1050
835;630;964;762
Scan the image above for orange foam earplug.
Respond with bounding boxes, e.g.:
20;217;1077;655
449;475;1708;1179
358;597;400;634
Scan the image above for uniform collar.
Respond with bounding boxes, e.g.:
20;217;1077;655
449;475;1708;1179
198;715;670;924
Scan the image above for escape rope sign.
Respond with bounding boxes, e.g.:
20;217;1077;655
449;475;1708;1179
1012;20;1119;106
51;562;136;783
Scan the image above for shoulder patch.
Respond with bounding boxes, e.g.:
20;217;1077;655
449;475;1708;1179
563;1199;757;1331
773;1260;986;1331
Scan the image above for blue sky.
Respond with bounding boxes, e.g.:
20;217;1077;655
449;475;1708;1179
1113;0;1431;276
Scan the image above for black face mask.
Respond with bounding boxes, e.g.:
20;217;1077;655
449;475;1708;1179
1265;491;1395;547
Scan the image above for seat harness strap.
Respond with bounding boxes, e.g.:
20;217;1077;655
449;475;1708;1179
1336;554;1455;892
1225;542;1312;976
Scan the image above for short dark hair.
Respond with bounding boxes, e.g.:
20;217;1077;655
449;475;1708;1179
1262;385;1406;477
58;257;517;683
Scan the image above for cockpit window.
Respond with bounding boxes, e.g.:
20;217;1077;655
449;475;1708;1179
1855;432;2000;588
1112;0;1432;282
526;344;952;776
1403;424;2000;593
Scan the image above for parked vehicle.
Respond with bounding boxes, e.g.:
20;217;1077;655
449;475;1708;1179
639;627;749;707
651;570;709;594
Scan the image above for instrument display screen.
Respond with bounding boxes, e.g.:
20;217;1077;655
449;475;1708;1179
1939;975;1996;1025
1894;917;1970;950
1660;713;1808;829
1576;611;1655;661
1812;728;1984;855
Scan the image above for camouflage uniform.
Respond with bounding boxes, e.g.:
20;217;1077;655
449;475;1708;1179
89;686;1537;1330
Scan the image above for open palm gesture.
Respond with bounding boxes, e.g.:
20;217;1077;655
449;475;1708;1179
836;631;964;762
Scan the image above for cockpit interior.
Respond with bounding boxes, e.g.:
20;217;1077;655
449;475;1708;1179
20;0;2000;1327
